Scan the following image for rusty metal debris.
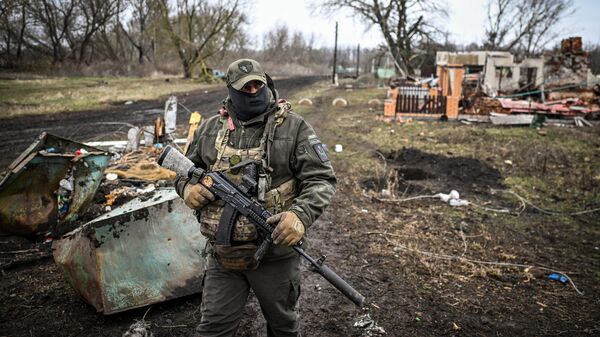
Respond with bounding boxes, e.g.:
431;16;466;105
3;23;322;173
52;188;207;314
0;132;109;235
0;96;207;314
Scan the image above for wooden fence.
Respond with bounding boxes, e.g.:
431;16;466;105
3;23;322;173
396;94;447;115
398;86;430;98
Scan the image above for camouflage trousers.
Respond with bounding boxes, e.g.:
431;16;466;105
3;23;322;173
196;252;302;337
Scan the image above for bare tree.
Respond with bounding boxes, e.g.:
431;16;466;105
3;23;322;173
69;0;121;64
485;0;574;56
260;24;328;67
157;0;247;78
261;24;304;62
484;0;511;51
2;0;336;74
262;24;289;62
94;0;127;62
0;0;29;66
3;0;120;66
318;0;447;76
27;0;77;64
119;0;156;64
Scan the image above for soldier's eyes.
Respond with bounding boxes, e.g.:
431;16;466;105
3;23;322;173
243;82;264;92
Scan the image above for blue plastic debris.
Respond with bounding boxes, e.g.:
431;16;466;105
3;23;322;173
548;273;569;284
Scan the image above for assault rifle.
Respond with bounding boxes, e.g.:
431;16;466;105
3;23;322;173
158;145;365;307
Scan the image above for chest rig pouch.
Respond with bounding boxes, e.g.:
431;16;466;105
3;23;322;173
200;101;297;270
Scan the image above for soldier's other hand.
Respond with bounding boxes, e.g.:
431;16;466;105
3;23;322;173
267;211;305;246
183;183;215;210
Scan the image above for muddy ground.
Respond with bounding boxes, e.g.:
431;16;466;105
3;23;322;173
1;79;600;337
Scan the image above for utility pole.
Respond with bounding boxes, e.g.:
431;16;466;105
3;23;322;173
332;21;338;84
355;44;360;78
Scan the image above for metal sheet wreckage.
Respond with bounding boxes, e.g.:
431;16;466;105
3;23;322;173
52;188;207;314
0;132;109;235
1;103;209;314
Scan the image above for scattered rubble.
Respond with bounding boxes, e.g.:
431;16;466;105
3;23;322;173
122;320;154;337
0;93;210;314
381;37;599;126
353;314;387;335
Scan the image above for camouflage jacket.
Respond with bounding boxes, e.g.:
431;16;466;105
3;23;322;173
175;90;337;243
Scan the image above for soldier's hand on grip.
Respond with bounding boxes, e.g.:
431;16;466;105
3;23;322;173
183;183;215;210
267;211;305;246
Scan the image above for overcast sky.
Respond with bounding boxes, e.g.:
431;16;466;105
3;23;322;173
248;0;600;49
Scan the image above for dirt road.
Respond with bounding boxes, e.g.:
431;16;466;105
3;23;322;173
0;76;324;169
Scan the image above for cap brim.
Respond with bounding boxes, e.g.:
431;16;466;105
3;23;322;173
230;74;267;90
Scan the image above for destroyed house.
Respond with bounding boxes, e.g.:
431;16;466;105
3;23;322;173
436;51;545;95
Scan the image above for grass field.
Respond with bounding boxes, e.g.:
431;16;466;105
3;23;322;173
292;84;600;211
0;75;213;118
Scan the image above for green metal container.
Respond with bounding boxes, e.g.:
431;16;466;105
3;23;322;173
52;188;207;314
0;132;109;235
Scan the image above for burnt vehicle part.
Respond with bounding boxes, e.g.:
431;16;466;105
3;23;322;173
52;188;207;314
0;132;109;235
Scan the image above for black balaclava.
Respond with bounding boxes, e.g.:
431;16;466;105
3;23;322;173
227;84;270;121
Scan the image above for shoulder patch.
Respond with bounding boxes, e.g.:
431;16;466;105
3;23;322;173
312;142;329;163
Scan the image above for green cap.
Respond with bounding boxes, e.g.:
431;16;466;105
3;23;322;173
226;58;267;90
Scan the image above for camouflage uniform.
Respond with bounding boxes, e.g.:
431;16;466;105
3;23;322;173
175;61;336;337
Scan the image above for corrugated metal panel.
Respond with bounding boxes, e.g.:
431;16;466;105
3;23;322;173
53;188;207;314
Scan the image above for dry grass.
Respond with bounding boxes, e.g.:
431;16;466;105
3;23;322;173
288;83;600;211
289;80;600;277
0;75;214;118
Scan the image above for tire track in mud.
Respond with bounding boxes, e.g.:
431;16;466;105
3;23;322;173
0;76;325;169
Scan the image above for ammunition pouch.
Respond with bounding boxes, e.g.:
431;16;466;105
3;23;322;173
199;178;297;243
200;178;296;271
214;242;260;271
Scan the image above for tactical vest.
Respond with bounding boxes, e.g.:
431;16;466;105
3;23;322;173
199;101;297;270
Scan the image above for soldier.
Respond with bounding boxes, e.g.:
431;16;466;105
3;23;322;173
175;58;336;337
